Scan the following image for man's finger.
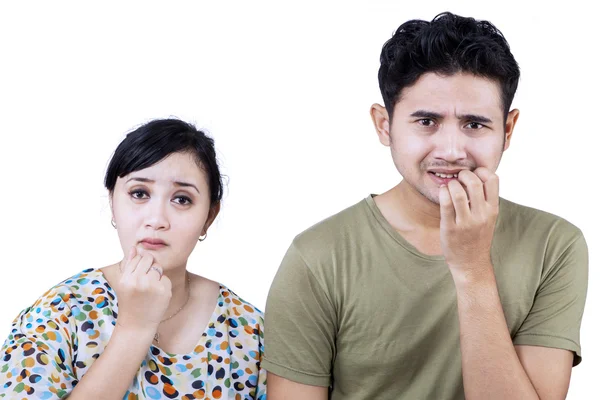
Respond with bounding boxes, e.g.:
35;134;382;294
447;180;470;222
457;170;485;214
473;167;499;204
439;184;455;225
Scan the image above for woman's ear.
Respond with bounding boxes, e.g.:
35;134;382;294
109;193;115;221
202;202;221;235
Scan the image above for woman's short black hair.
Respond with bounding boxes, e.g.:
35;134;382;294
104;118;224;206
378;12;520;121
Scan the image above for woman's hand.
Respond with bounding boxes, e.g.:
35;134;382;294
115;246;173;332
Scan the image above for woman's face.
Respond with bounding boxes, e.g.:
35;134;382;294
111;152;217;269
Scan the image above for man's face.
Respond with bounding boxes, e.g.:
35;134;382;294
381;72;516;205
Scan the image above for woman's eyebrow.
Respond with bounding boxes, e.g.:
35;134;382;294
125;177;199;194
173;181;199;194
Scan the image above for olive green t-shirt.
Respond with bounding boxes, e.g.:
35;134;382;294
263;195;588;399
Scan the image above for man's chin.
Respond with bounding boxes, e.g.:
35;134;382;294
426;195;441;206
417;187;441;206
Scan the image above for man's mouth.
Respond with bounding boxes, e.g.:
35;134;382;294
431;172;459;179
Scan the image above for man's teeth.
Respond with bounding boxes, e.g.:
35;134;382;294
434;172;458;178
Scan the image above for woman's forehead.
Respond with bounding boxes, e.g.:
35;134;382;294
120;152;207;186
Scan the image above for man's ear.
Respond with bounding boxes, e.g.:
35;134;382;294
370;104;392;146
504;108;520;151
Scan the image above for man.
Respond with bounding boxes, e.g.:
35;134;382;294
262;12;589;400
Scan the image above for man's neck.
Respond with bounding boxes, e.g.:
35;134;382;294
373;181;445;256
377;180;442;231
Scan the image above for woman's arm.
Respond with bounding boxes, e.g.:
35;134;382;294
68;248;172;399
0;248;173;399
67;324;155;399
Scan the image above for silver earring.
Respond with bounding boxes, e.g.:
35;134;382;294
111;219;117;229
198;233;207;242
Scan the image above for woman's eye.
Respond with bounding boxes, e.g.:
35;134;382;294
129;190;149;199
174;196;192;205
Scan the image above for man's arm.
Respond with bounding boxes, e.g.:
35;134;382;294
453;266;571;399
263;242;337;398
439;168;581;400
516;345;574;399
267;373;329;400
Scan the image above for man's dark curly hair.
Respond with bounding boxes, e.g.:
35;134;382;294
378;12;520;121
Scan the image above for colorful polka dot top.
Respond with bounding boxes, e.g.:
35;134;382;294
0;268;267;399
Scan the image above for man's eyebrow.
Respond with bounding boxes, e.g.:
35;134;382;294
409;110;494;124
457;114;493;124
410;110;444;119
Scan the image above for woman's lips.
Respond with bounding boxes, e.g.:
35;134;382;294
140;239;167;250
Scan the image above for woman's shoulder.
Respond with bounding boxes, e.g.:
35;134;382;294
218;284;264;330
18;268;115;320
4;268;116;352
45;268;113;301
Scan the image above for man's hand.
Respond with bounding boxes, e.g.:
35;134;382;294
439;167;499;279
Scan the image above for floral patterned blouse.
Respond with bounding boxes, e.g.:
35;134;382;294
0;268;267;399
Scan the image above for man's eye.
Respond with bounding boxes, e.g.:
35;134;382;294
466;122;484;129
418;119;435;127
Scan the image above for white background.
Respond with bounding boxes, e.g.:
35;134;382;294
0;1;597;398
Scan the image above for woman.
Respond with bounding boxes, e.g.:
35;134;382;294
0;119;267;399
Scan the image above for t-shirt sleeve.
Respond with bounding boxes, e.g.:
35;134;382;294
513;233;589;366
262;242;336;387
0;288;79;398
